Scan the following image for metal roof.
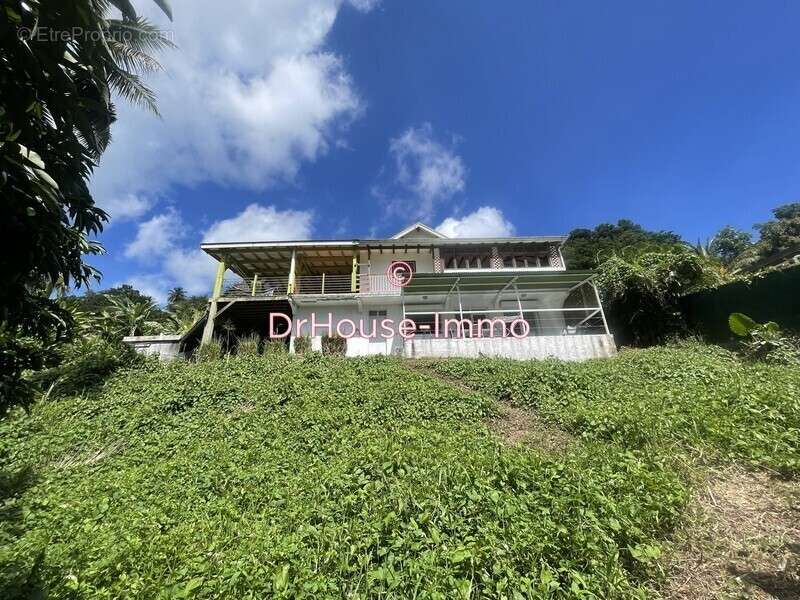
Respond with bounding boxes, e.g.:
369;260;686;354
402;270;595;295
202;235;566;257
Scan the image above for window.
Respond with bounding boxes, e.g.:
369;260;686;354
368;310;388;318
500;253;551;269
440;248;492;270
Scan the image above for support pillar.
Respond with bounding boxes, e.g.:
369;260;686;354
351;251;359;292
201;259;226;345
592;282;611;335
287;249;297;294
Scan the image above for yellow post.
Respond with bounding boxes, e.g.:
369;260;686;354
212;260;226;299
287;249;297;294
351;252;358;292
201;259;226;345
251;274;258;296
321;272;325;295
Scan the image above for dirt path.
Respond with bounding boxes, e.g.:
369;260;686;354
402;360;573;453
403;360;800;599
664;466;800;599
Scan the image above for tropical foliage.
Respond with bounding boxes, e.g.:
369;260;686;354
562;220;683;269
596;251;714;345
755;202;800;257
0;0;172;413
729;312;800;365
708;225;752;265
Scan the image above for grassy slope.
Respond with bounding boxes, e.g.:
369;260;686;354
0;346;796;599
422;343;800;475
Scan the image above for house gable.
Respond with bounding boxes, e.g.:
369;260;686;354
391;222;448;240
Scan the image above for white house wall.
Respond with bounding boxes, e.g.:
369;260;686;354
404;334;617;361
363;250;435;276
292;302;405;356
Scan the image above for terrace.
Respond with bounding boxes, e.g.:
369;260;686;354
218;273;401;299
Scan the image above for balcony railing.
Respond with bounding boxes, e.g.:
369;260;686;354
359;274;402;296
403;308;608;337
295;274;352;295
220;274;401;298
221;276;289;298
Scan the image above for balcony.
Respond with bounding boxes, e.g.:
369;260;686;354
220;274;401;299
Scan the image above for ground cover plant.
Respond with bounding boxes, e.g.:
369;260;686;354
421;343;800;475
1;353;690;599
0;344;796;598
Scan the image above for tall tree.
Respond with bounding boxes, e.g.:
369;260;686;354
102;295;163;338
562;219;683;269
167;287;188;306
709;225;752;265
755;203;800;256
0;0;172;414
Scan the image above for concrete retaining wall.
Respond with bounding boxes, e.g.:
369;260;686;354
122;335;183;360
403;334;617;361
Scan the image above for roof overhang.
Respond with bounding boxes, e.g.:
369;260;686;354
202;240;359;277
362;236;567;249
201;236;569;276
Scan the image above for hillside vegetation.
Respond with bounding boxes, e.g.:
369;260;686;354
422;344;800;475
1;346;798;598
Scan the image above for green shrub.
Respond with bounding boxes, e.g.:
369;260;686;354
263;339;287;355
26;336;141;398
236;333;260;356
729;312;800;365
321;335;346;356
195;338;222;362
597;252;713;346
292;335;311;354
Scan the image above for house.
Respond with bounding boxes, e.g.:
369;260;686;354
184;222;616;361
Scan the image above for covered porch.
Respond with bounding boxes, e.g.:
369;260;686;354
399;271;616;360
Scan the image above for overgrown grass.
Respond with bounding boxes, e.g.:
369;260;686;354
1;352;692;598
1;344;795;598
421;343;800;475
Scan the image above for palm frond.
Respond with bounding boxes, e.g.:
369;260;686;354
106;18;176;54
108;0;137;20
107;68;159;115
106;38;163;73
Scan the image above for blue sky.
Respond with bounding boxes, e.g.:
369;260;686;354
91;1;800;301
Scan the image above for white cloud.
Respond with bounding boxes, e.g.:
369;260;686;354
379;123;466;220
92;0;372;217
113;274;171;305
203;204;313;243
437;206;515;238
162;249;217;297
100;194;154;222
125;204;315;300
348;0;381;11
125;210;186;259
